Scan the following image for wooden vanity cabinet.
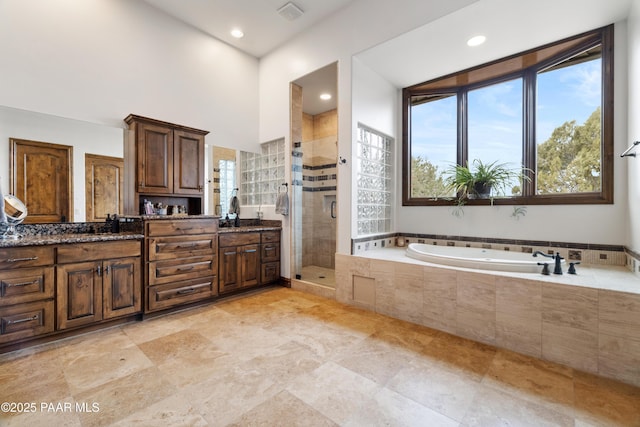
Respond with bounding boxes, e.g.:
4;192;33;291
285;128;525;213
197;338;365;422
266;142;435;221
145;219;218;313
124;114;208;215
0;246;55;344
56;241;141;330
218;233;260;294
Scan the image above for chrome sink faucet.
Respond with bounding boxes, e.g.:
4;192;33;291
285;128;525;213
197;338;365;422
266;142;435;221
533;251;563;274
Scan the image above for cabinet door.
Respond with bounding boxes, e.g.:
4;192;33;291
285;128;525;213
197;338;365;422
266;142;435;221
85;154;124;222
57;261;102;330
137;122;173;193
103;257;141;319
240;244;260;288
10;138;72;223
174;130;204;195
219;247;239;293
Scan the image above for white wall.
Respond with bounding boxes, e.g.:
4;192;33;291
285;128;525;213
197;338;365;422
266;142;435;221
628;0;640;252
351;58;399;235
0;0;259;152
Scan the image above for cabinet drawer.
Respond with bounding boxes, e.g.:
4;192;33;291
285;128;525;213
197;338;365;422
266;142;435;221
148;234;216;261
261;262;280;284
57;240;141;264
219;232;260;247
261;231;281;243
261;243;280;263
148;256;216;285
147;277;217;312
0;299;54;344
0;267;54;306
0;246;55;270
146;219;217;237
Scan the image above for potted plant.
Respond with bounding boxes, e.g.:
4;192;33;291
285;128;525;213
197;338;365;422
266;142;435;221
444;159;528;203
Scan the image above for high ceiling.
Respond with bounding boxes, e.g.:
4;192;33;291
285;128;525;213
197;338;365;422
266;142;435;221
142;0;357;58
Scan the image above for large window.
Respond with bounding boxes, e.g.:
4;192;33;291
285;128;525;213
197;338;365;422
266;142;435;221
403;25;613;206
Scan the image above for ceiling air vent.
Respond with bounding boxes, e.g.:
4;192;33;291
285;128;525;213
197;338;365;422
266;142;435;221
277;2;304;21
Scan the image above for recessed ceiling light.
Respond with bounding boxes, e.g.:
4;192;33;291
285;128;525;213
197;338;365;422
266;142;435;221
320;93;332;100
467;35;486;47
230;28;244;39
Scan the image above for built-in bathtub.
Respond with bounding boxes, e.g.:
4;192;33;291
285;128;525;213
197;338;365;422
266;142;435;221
406;242;564;274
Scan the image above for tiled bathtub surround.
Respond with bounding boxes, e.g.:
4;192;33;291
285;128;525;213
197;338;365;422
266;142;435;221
336;249;640;388
353;233;629;269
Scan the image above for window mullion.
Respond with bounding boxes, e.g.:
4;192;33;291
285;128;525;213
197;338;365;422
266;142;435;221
457;89;468;166
522;69;536;197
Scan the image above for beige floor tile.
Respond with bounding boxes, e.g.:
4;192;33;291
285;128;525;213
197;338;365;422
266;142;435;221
387;357;482;422
73;366;177;427
0;345;70;404
182;363;281;426
121;315;190;346
107;394;207;427
287;361;382;425
240;340;324;390
462;384;574;427
573;371;640;427
228;390;338;427
137;329;228;388
62;345;154;395
482;349;575;418
344;387;459;427
421;332;497;381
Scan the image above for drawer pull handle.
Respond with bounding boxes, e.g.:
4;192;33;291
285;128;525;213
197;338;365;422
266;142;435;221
224;251;237;256
176;266;194;272
6;256;39;263
177;288;196;294
264;247;275;252
7;279;39;288
7;314;39;325
244;249;257;253
175;243;199;250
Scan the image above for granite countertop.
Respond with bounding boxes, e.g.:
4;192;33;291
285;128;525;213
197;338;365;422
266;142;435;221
218;225;282;233
123;214;220;221
0;232;144;248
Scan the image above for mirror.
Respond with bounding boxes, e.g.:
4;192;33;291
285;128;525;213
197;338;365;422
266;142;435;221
1;105;263;222
0;105;124;223
2;194;28;240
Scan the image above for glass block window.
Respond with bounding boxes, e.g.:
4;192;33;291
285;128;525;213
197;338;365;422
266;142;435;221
356;124;393;236
240;138;285;206
219;159;236;215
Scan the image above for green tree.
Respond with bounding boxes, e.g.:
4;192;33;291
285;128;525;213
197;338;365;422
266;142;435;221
537;107;601;194
410;156;449;198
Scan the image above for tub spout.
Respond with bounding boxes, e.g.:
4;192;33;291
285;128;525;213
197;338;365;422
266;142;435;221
532;251;553;259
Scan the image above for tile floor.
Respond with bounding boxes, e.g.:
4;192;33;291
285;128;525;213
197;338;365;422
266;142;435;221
0;286;639;427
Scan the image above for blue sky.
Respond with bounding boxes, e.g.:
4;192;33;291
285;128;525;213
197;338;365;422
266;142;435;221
411;58;602;176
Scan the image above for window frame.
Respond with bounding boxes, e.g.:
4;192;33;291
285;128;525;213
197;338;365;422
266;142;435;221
402;25;614;206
